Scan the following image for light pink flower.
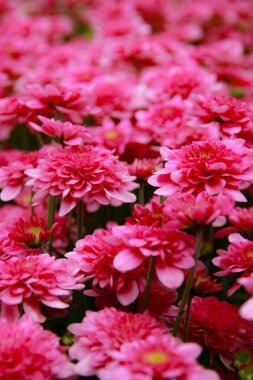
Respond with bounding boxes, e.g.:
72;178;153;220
26;145;137;216
98;335;220;380
29;115;91;146
0;254;84;322
67;229;147;305
148;139;253;202
68;307;165;376
0;316;73;379
164;191;234;230
113;224;195;289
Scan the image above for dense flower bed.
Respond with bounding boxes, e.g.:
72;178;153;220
1;0;253;379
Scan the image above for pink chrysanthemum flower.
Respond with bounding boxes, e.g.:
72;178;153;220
129;158;162;182
98;335;219;380
67;229;147;305
127;201;173;229
148;140;253;202
0;254;84;322
26;145;137;216
185;296;253;365
68;307;165;376
164;191;234;230
4;215;52;255
0;151;39;201
0;316;73;379
213;234;253;278
113;224;195;289
188;95;253;143
228;206;253;238
29;115;91;146
191;263;222;294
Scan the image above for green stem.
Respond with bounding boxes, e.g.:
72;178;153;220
30;189;34;216
77;200;84;240
182;296;192;342
173;228;203;337
141;256;155;313
47;196;56;255
138;182;145;205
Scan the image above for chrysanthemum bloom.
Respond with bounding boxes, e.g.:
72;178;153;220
148;140;253;202
0;316;73;379
185;296;253;365
0;254;84;322
4;215;52;255
68;307;165;376
113;224;195;289
164;192;234;230
239;275;253;320
226;206;253;238
127;201;173;229
26;145;137;216
67;229;147;305
213;234;253;295
89;118;133;156
0;151;39;201
29;115;91;146
191;263;222;294
129;158;162;182
188;95;253;143
98;335;219;380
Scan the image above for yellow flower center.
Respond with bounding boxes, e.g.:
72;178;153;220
28;227;41;244
143;351;168;364
247;251;253;258
105;130;118;139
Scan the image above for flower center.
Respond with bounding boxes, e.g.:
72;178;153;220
143;351;168;364
28;227;41;244
105;130;118;139
247;251;253;258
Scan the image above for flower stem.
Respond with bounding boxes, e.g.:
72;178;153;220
47;195;56;255
138;182;145;205
182;296;192;342
77;200;84;240
141;256;155;313
173;228;203;337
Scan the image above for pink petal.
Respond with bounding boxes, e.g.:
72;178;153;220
156;265;184;289
1;185;22;201
116;280;139;306
113;249;144;273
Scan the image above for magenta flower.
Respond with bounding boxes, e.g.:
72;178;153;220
0;316;73;379
29;115;91;146
98;335;219;380
149;139;253;202
185;296;253;365
0;254;84;322
113;224;195;289
68;307;165;376
239;274;253;320
26;145;137;216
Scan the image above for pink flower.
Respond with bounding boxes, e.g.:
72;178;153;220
164;191;234;230
89;118;133;155
113;224;195;289
129;158;162;182
67;229;147;306
98;335;219;380
191;263;222;294
29;115;91;146
127;201;173;229
0;316;73;379
148;139;253;202
68;307;165;376
185;296;253;365
0;254;84;322
213;234;253;289
188;95;253;143
229;206;253;237
26;145;137;216
0;151;39;202
3;215;52;255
